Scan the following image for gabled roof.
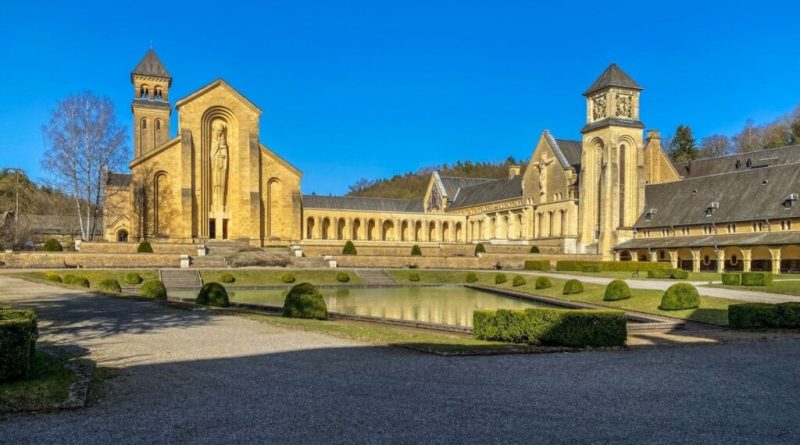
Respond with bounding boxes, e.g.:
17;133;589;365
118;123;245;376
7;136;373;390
543;130;582;171
175;78;262;115
616;231;800;250
437;175;495;198
131;49;171;81
302;195;423;213
584;63;642;96
672;145;800;179
106;172;132;188
447;177;523;210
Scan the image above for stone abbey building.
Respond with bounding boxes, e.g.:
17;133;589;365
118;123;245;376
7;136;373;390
104;50;800;273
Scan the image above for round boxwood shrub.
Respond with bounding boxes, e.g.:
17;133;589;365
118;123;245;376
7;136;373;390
495;273;507;284
660;283;700;311
282;283;328;319
123;272;143;285
474;243;486;256
281;272;296;283
335;272;350;283
44;273;62;283
98;279;122;293
220;273;236;283
411;245;422;256
0;308;38;381
465;272;478;283
604;280;631;301
42;238;62;252
196;282;230;308
529;245;540;254
408;272;420;282
512;275;526;287
535;276;552;290
342;241;357;256
137;240;153;253
140;280;167;299
562;279;584;295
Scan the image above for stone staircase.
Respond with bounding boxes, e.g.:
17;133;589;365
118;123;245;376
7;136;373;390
355;269;397;286
159;269;202;290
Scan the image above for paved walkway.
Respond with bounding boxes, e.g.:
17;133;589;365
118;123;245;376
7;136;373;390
2;277;800;444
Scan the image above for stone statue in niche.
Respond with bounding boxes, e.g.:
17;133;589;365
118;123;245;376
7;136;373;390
211;120;229;212
616;93;632;118
427;186;441;211
592;94;606;120
533;154;555;198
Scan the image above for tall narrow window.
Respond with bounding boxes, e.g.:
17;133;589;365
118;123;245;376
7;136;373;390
141;118;147;129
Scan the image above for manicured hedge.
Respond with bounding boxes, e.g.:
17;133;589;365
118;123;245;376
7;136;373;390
281;272;296;283
556;261;672;272
410;245;422;256
465;272;478;283
729;302;800;329
722;273;741;286
474;243;486;256
196;282;229;307
140;280;167;299
335;272;350;283
659;283;700;310
671;269;689;279
563;279;584;295
741;272;773;287
604;280;631;301
0;308;38;381
473;308;627;347
648;269;690;280
535;276;552;290
220;273;236;283
42;238;62;252
408;272;420;282
137;240;153;253
495;273;507;284
581;264;601;273
282;283;328;320
529;245;540;254
524;260;550;271
512;276;526;287
98;279;122;293
123;272;143;285
342;241;357;256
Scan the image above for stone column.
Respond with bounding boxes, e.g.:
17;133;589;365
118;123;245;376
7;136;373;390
314;216;322;240
691;248;701;273
716;249;725;273
346;217;353;240
743;248;752;272
649;250;658;263
771;248;782;275
669;250;678;269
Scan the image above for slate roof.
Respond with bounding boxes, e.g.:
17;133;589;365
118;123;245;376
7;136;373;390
447;177;523;209
616;231;800;250
1;213;102;236
438;175;495;198
635;162;800;228
584;63;642;96
302;195;423;212
106;172;132;188
132;49;171;79
672;145;800;178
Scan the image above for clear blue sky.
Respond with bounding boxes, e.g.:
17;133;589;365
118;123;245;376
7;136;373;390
1;0;799;195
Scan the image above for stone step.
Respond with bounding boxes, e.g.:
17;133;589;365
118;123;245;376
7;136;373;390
291;257;327;268
191;256;229;268
355;269;397;285
160;269;202;289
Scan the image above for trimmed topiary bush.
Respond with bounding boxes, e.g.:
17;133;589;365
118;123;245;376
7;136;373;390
535;276;552;290
140;280;167;299
281;272;296;283
474;243;486;256
647;269;666;279
137;240;153;253
44;273;62;283
563;279;584;295
465;272;479;283
604;280;631;301
63;275;89;288
473;308;626;347
196;282;230;308
495;273;507;284
408;272;420;282
659;283;700;310
728;302;800;329
411;245;422;256
512;275;526;287
741;272;773;287
98;279;121;293
722;273;741;286
282;283;328;319
335;272;350;283
524;260;550;271
670;269;689;280
42;238;62;252
342;241;357;256
123;272;143;285
0;308;38;381
529;245;540;253
220;273;236;283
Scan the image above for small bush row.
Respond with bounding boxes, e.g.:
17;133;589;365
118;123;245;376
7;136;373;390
729;302;800;329
722;272;773;286
647;269;689;280
473;308;627;347
556;261;671;272
523;260;550;271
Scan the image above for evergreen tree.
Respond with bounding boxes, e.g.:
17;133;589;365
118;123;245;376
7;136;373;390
669;125;699;162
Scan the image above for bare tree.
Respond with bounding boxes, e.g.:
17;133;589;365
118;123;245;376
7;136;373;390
698;134;731;158
732;119;763;154
41;92;127;241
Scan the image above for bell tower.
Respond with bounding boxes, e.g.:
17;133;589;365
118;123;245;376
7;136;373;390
131;49;171;158
577;64;645;259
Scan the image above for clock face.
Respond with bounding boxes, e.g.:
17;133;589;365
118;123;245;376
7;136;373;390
592;94;606;121
616;93;632;118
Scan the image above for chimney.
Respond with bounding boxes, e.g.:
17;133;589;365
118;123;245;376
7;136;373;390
508;164;521;179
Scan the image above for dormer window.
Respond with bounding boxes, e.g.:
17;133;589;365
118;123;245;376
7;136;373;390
784;193;798;209
644;208;657;221
705;201;719;217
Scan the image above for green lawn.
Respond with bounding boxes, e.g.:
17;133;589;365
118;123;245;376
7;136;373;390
710;279;800;296
0;351;75;411
200;269;363;286
13;270;158;290
552;270;724;282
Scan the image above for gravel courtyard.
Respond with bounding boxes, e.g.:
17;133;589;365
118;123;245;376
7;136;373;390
1;276;799;445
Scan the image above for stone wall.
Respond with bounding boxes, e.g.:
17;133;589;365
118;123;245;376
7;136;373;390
79;242;195;255
0;252;180;268
334;253;601;269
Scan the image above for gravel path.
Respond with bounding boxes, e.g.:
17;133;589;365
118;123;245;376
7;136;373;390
2;276;800;444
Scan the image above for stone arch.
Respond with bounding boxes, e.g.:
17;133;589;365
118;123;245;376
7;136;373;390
724;246;745;272
781;245;800;273
153;171;170;237
699;247;717;271
619;250;632;261
367;219;377;241
560;210;567;236
677;247;693;270
200;106;238;238
548;211;555;238
414;221;422;242
455;222;463;242
537;213;544;238
382;220;395;241
266;178;281;238
116;228;129;243
751;246;773;272
428;221;437;242
351;219;361;240
635;249;649;262
139;84;150;99
442;222;451;242
336;218;346;240
321;217;331;240
516;213;523;239
306;217;315;239
486;217;495;240
400;220;410;241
